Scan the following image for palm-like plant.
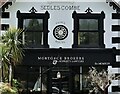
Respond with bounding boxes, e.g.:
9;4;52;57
0;43;9;82
0;28;23;83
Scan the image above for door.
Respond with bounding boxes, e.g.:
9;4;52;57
48;67;73;94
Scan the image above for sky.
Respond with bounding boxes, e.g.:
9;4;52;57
114;0;120;2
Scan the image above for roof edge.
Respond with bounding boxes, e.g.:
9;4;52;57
107;0;120;13
1;0;120;13
1;0;14;12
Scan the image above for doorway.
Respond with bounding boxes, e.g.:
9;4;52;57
50;67;71;94
47;66;82;94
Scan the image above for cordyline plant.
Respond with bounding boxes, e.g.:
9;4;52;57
86;67;120;94
0;28;24;84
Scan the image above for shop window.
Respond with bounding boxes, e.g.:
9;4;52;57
14;66;48;94
72;10;105;48
17;9;49;48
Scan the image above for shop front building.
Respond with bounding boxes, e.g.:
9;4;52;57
1;0;120;94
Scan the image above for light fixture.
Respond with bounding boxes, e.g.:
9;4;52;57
57;71;61;78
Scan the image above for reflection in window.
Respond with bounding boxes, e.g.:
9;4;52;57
33;67;47;92
23;19;43;47
14;66;48;94
72;11;105;48
78;32;99;46
23;19;43;31
79;19;98;30
24;32;43;46
78;19;99;47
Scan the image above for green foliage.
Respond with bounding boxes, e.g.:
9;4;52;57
12;79;23;89
1;28;23;65
0;82;18;94
0;28;24;82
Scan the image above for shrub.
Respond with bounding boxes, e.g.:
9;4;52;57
0;82;18;94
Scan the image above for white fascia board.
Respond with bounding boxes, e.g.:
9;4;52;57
114;0;120;3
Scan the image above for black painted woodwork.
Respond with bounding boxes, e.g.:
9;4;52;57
112;25;120;31
72;11;105;48
2;12;10;18
17;10;50;48
112;37;120;43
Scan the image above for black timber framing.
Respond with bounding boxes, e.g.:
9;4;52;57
2;2;12;12
1;24;9;30
112;12;120;66
113;62;120;66
114;49;120;55
112;13;120;19
107;2;120;13
112;86;120;92
112;37;120;43
17;10;50;48
112;25;120;31
2;12;10;18
72;11;105;48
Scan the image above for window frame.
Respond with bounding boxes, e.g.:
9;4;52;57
72;11;105;48
17;10;49;48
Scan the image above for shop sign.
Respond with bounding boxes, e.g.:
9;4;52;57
38;56;85;63
40;5;80;10
23;49;115;66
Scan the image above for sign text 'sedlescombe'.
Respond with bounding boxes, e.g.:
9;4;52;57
40;5;80;10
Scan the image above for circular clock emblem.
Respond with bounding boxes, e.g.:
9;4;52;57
53;25;68;40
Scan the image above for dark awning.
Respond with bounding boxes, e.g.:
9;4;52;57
22;48;116;66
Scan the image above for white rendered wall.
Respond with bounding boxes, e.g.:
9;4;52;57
1;1;120;93
3;1;118;48
108;66;120;93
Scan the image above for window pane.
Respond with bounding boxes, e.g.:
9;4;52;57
25;32;43;46
23;19;43;47
79;19;98;30
23;19;43;31
25;32;33;45
78;32;99;45
33;32;43;45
